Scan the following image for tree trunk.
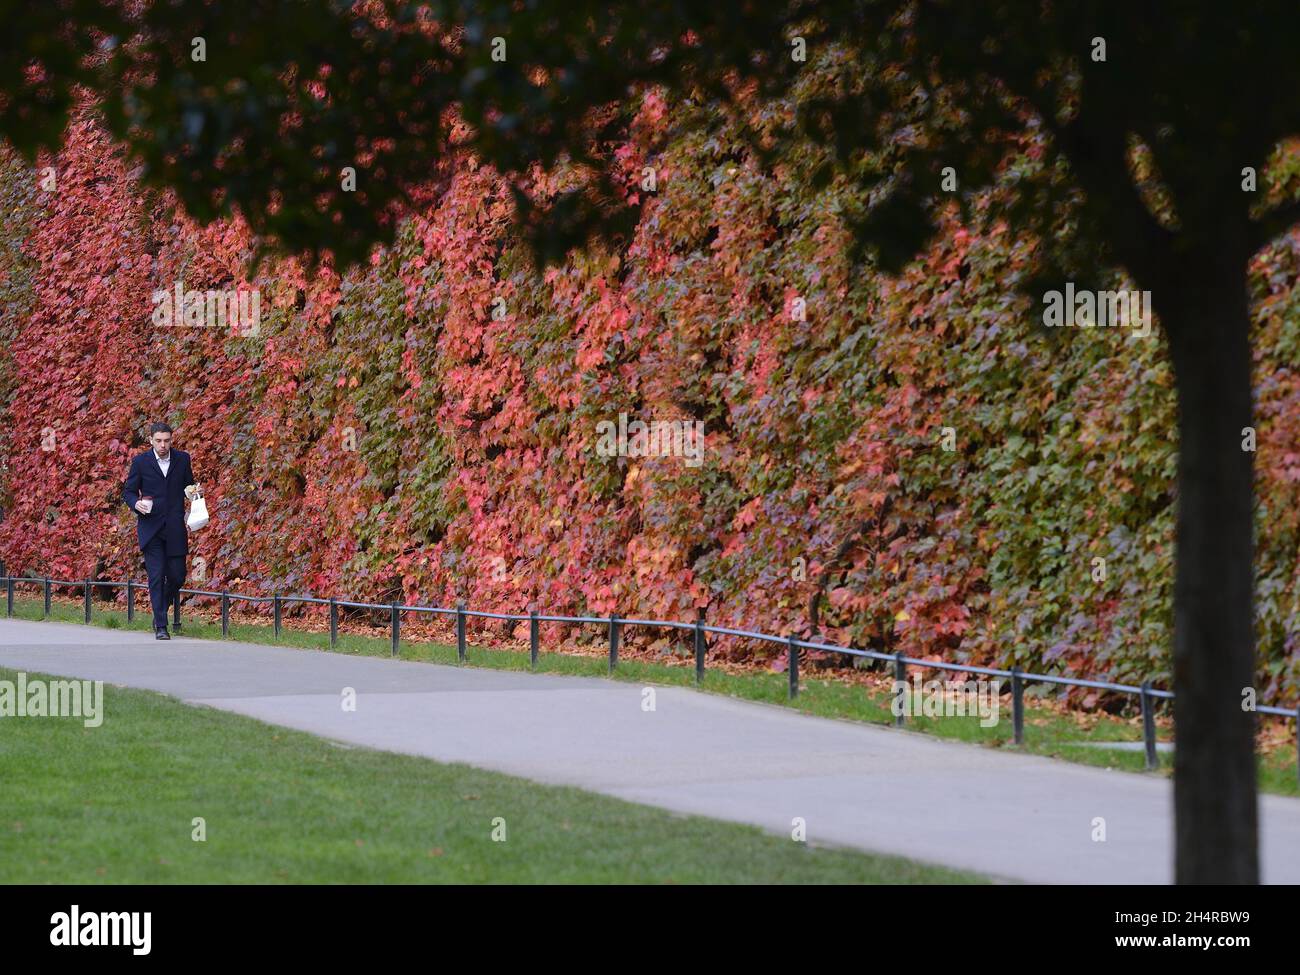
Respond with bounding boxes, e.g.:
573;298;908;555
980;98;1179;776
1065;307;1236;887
1163;259;1259;884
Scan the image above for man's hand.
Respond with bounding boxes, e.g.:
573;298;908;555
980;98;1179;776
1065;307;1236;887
184;483;200;500
134;499;151;514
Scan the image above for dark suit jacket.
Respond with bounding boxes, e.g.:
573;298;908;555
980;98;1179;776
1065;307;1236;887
123;449;196;555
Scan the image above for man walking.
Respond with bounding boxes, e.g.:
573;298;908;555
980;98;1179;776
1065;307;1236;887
122;423;198;640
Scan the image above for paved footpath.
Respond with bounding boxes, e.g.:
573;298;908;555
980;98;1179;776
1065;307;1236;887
3;617;1299;883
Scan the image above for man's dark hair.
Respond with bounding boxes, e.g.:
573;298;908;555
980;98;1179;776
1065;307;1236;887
149;422;173;436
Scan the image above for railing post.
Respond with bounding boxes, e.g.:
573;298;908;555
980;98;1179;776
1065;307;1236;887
894;652;907;726
608;613;620;673
125;578;133;622
694;616;707;685
456;602;466;663
1141;680;1158;770
390;600;400;657
43;576;51;619
787;634;799;699
529;609;539;669
1011;665;1025;745
84;578;91;623
173;590;181;630
329;597;338;649
221;591;230;638
5;576;13;617
273;594;281;638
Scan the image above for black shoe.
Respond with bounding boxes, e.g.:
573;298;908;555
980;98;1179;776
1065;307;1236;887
155;628;170;640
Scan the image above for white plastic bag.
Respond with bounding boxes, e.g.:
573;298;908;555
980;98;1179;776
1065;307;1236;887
187;496;209;531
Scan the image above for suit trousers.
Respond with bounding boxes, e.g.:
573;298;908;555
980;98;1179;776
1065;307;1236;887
142;532;186;630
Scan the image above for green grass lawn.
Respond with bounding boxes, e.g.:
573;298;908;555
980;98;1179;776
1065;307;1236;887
0;665;985;883
7;590;1299;797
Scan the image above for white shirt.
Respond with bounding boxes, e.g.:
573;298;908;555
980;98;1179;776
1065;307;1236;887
154;450;171;477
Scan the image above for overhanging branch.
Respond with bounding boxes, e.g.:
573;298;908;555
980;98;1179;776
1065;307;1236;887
1249;197;1300;254
1044;104;1178;299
